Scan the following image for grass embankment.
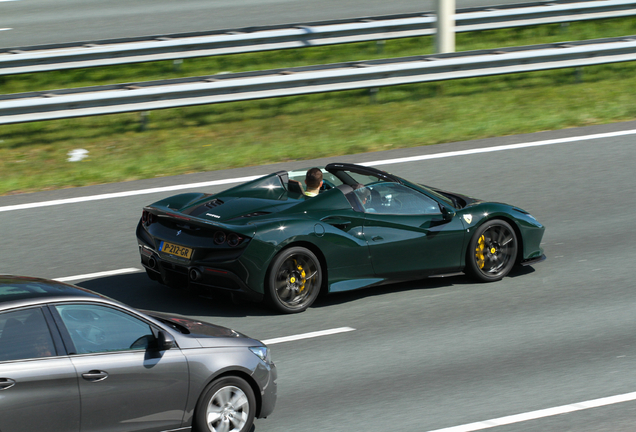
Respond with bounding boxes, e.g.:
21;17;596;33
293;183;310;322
1;18;636;195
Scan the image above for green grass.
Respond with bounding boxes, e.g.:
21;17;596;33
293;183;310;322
1;18;636;195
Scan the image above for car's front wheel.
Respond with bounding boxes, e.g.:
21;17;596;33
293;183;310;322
194;376;256;432
267;247;322;313
466;219;518;282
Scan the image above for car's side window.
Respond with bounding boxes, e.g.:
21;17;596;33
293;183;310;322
0;308;56;362
352;183;441;215
54;304;155;354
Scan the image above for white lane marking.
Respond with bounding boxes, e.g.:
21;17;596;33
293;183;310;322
2;127;636;213
53;267;142;282
0;175;261;213
361;128;636;167
427;391;636;432
262;327;356;345
53;268;355;344
49;268;636;430
0;28;13;31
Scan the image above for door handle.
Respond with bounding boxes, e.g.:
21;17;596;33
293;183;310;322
82;370;109;382
0;378;16;390
372;236;384;241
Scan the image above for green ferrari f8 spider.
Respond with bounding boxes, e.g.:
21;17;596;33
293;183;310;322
136;163;545;313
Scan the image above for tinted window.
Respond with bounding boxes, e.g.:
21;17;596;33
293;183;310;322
353;183;441;215
55;304;155;354
0;308;56;361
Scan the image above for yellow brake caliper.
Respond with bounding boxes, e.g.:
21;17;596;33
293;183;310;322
475;235;486;269
297;263;306;292
289;259;306;293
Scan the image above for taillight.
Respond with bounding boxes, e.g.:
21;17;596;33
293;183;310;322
214;231;226;245
227;233;241;247
212;230;243;247
142;210;155;226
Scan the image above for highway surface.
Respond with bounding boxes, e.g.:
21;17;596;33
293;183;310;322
1;121;636;431
1;0;530;48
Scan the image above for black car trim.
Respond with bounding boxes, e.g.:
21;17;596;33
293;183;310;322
326;162;403;184
41;305;67;357
46;303;77;355
142;255;263;302
520;254;547;266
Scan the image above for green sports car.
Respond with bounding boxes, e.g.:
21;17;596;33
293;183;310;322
136;163;545;313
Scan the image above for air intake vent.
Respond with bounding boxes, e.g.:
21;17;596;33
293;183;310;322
205;199;224;209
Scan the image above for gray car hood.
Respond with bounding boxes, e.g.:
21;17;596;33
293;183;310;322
144;310;254;345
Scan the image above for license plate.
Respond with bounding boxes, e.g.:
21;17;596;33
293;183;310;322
159;241;193;259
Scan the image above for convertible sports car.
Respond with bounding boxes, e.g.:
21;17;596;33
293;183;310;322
137;163;545;313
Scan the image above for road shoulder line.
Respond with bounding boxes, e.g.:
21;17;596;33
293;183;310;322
3;128;636;213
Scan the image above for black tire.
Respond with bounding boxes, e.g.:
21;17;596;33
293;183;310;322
267;247;322;313
466;219;518;282
194;376;256;432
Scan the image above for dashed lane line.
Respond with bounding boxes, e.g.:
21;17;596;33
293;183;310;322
262;327;356;345
427;391;636;432
54;267;142;282
52;269;356;345
47;269;636;430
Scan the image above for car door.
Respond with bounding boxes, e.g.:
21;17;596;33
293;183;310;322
51;303;189;432
0;307;80;432
357;183;466;278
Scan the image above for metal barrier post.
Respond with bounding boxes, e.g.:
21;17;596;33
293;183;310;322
436;0;456;54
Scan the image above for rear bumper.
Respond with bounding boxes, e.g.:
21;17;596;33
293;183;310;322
138;244;264;302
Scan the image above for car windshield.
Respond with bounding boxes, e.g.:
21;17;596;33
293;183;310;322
288;165;455;208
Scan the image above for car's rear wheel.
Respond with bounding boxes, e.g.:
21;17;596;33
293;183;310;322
466;219;518;282
267;247;322;313
194;376;256;432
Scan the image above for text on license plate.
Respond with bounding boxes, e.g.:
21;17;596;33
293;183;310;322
160;241;193;259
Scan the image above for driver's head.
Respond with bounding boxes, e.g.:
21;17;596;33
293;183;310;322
305;168;323;190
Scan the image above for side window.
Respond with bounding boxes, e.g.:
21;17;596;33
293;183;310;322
54;304;155;354
353;184;441;215
0;308;56;362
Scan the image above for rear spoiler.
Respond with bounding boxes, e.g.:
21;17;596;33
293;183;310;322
143;204;256;237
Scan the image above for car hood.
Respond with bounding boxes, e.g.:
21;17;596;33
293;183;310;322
145;310;249;339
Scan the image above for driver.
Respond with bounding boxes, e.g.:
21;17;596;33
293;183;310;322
304;168;323;197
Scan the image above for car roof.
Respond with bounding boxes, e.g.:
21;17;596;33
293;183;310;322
0;275;104;307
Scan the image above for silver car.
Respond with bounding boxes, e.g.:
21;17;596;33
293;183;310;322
0;275;277;432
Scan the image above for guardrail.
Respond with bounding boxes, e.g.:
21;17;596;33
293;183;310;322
1;0;636;75
1;36;635;125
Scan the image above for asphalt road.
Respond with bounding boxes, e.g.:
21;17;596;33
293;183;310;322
0;0;531;48
2;121;636;431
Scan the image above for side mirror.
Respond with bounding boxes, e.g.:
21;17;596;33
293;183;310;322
441;205;455;222
156;330;175;351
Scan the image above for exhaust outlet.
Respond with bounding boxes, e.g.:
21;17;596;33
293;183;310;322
189;268;202;281
148;257;157;269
